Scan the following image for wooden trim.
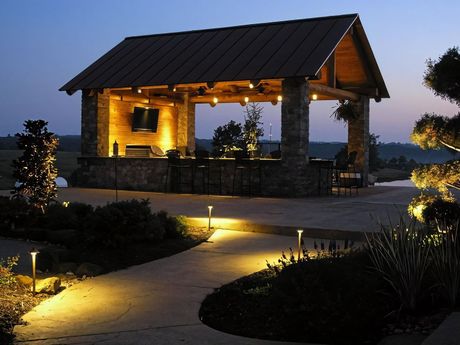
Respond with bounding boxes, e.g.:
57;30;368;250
309;83;360;101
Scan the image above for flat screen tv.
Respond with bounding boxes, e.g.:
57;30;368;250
132;107;159;132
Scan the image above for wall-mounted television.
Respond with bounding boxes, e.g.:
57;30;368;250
132;107;159;132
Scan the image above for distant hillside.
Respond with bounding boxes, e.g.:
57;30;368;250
0;135;80;152
1;136;457;163
197;138;458;163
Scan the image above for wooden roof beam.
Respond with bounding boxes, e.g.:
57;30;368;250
309;83;360;101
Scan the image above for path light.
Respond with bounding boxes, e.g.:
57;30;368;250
30;248;39;295
297;229;303;261
208;205;213;231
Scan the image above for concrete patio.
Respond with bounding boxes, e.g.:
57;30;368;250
49;185;422;238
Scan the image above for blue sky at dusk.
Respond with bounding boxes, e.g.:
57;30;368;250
0;0;459;143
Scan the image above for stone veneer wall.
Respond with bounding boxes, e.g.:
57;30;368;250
74;157;325;197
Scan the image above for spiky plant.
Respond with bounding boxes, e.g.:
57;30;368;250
366;218;431;312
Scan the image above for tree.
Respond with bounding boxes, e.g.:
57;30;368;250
424;47;460;106
409;47;460;224
12;120;59;212
242;102;264;154
212;120;243;157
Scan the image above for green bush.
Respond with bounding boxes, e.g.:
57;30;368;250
85;199;166;248
156;211;188;239
0;196;31;230
271;252;389;344
40;202;93;230
0;256;19;286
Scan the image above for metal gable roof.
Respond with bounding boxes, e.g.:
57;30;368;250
60;14;386;96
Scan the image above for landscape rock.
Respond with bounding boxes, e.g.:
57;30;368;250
36;277;61;294
76;262;103;277
58;262;77;274
16;274;33;287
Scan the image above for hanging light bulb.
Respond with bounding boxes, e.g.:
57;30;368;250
277;95;283;102
244;96;249;103
312;93;318;100
249;79;260;89
213;97;219;104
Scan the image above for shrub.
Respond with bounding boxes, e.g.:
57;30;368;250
366;218;431;312
0;196;31;231
430;223;460;307
156;211;188;239
0;256;19;286
40;202;93;230
270;251;389;344
85;199;165;248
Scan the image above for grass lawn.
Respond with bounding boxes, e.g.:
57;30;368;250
373;167;411;182
0;150;79;190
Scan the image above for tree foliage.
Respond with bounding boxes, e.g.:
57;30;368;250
12;120;59;212
212;103;264;157
411;112;460;152
409;47;460;223
242;103;264;153
424;47;460;106
212;120;243;157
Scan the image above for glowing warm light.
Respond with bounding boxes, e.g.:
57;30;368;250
62;201;70;208
249;83;255;89
412;204;426;222
213;97;218;104
244;96;249;103
137;88;142;94
297;229;303;260
277;95;283;102
312;93;318;100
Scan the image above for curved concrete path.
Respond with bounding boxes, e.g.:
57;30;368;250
14;230;312;345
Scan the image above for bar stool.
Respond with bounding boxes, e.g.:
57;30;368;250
193;150;211;194
165;150;192;193
232;151;261;196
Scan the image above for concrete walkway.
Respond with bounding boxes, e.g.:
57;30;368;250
27;186;426;235
14;230;314;345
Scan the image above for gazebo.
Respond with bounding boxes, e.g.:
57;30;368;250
61;13;389;196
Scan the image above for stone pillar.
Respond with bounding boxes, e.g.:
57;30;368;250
281;78;310;166
280;78;310;196
348;96;370;186
176;93;195;155
81;89;110;157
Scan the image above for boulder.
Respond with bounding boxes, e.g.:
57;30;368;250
58;262;77;274
76;262;104;277
16;274;33;287
36;277;61;294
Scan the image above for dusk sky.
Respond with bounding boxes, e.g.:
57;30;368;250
1;1;459;143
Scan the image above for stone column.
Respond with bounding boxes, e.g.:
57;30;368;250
280;78;310;196
81;89;110;157
281;78;310;166
348;96;370;186
176;93;196;155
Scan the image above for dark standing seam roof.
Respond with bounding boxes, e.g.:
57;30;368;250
60;14;375;92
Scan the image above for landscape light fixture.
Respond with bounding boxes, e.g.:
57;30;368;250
131;87;142;94
297;229;303;261
30;248;39;295
249;79;260;89
208;205;213;231
197;86;206;96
